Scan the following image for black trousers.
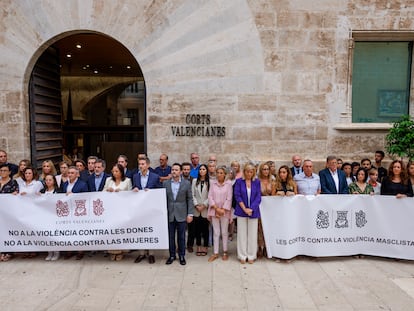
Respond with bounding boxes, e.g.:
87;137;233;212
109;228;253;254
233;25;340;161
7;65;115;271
193;216;209;247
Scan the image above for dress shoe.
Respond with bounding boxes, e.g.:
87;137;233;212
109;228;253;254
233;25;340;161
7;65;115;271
165;256;176;265
134;254;146;263
179;256;186;265
148;255;155;264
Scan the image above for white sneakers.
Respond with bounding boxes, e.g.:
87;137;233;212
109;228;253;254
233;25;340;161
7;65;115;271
45;251;60;261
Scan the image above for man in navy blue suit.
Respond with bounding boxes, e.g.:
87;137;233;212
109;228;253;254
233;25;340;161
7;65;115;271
117;155;134;179
132;157;161;264
87;159;110;192
319;155;349;194
80;156;98;182
62;166;89;194
62;166;88;260
132;158;161;191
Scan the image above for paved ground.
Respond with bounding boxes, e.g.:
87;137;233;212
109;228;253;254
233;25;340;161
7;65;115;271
1;239;414;311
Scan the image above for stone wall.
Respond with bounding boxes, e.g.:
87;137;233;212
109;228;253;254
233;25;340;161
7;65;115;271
0;0;413;168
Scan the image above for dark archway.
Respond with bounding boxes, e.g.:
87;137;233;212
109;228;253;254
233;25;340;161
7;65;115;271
29;32;146;170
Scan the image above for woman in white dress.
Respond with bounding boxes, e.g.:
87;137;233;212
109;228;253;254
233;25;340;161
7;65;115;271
103;164;132;260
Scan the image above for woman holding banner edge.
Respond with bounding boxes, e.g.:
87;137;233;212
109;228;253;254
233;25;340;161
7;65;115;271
0;164;19;261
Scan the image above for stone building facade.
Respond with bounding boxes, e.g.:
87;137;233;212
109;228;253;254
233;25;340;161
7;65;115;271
1;0;413;168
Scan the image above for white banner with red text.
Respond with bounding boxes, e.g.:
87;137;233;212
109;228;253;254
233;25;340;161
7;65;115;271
260;195;414;260
0;189;168;252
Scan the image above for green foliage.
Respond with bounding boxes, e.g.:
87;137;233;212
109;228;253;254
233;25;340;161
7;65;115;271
385;115;414;160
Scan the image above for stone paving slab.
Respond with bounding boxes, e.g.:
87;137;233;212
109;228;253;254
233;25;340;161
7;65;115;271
1;242;414;311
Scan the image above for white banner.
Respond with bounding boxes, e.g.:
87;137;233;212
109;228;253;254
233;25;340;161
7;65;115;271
260;195;414;260
0;189;168;252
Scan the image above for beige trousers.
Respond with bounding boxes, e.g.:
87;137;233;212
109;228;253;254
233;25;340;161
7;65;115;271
211;216;229;254
236;216;258;261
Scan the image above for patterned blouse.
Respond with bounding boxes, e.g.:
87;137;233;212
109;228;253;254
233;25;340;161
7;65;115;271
0;179;19;193
348;182;374;194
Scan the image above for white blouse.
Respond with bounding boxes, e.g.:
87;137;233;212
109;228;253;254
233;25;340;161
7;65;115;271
103;177;132;191
19;180;43;194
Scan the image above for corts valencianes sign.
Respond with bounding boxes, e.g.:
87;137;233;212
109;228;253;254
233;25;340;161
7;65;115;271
171;114;225;137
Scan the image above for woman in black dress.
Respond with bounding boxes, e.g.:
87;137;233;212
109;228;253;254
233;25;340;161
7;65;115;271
380;160;413;197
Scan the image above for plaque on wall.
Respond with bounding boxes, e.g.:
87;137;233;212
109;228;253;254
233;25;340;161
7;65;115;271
378;90;408;117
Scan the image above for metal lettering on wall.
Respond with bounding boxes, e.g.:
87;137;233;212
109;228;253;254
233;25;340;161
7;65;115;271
171;114;226;137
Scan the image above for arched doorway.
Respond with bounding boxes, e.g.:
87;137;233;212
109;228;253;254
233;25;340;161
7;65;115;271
29;32;145;171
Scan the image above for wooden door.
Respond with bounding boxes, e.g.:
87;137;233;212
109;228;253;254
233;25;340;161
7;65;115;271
28;47;62;170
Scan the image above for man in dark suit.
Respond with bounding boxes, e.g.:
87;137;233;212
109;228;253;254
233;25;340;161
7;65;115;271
117;155;134;179
80;156;98;182
62;166;89;194
62;166;88;260
132;158;161;191
319;155;348;194
290;154;302;176
85;159;109;258
132;157;161;264
164;163;194;265
87;159;109;192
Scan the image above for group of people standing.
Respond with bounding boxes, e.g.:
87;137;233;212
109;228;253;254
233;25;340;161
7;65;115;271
0;149;413;264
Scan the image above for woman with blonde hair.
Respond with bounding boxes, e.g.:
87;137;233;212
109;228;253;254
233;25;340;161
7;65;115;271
272;165;297;196
208;166;233;261
234;162;261;264
39;160;57;181
257;162;273;258
368;168;381;195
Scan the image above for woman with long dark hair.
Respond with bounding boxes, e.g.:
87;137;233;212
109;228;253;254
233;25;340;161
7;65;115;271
191;164;210;256
103;164;132;260
272;165;297;196
381;160;413;197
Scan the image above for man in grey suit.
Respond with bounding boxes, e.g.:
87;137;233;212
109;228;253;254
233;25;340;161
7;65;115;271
164;163;194;265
